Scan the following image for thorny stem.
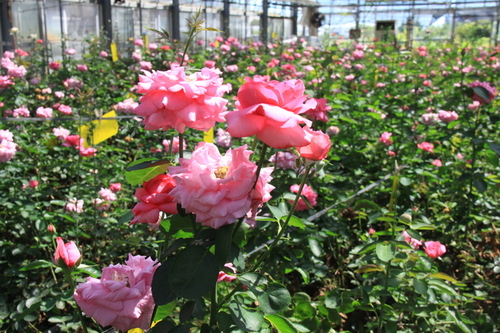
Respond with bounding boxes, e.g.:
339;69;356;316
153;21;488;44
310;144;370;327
249;163;314;273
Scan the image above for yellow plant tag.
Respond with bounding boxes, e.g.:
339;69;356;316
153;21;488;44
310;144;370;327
143;35;149;48
272;32;277;39
203;127;214;143
127;329;144;333
111;42;119;62
79;111;119;148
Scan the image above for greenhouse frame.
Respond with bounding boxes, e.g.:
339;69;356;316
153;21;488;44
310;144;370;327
1;0;500;56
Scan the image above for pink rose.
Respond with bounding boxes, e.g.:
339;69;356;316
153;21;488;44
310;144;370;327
303;97;331;122
424;241;446;258
76;64;88;72
49;62;61;70
217;263;237;283
13;106;29;117
225;77;316;149
131;174;178;225
247;167;274;220
99;188;117;201
58;104;73;115
469;80;496;104
29;180;39;188
65;198;83;213
402;231;422;249
134;67;230;133
0;139;17;162
79;145;97;157
36;107;53;118
100;51;108;57
7;65;27;78
417;142;434;153
63;135;80;147
269;151;298;169
290;184;317;211
74;254;158;332
63;78;83;89
109;183;122;192
162;136;186;154
0;129;14;142
114;98;138;113
438;110;458;123
297;128;331;162
379;132;393;146
134;38;144;46
53;237;81;268
431;159;442;167
421;113;439;125
214;128;232;148
225;64;238;72
0;76;14;89
65;48;76;55
169;142;261;229
204;60;216;68
140;61;152;71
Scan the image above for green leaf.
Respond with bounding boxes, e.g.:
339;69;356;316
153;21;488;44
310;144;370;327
294;302;315;319
257;283;292;315
229;301;264;332
20;260;53;271
446;307;474;333
168;246;219;299
489;142;500;155
429;272;458;284
288;216;306;229
125;158;170;185
399;177;411;186
153;302;177;322
375;242;395;262
268;204;286;220
473;178;487;193
355;264;384;274
308;238;323;257
149;317;176;333
339;116;358;124
118;210;134;225
471;86;492;104
75;264;101;278
152;258;177;305
324;290;341;309
215;224;234;266
352;199;380;211
413;278;428;294
265;314;298;333
428;279;460;297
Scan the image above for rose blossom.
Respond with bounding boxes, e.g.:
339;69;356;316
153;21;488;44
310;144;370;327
215;128;232;148
140;61;152;71
162;136;186;154
431;159;442;167
217;263;237;283
169;142;265;229
469;80;496;104
134;67;231;133
65;48;76;55
79;145;97;157
63;135;80;147
225;77;316;149
269;151;298;169
63;78;83;89
303;98;331;122
74;254;158;332
437;110;458;123
99;188;117;201
297;128;331;162
290;184;317;211
424;241;446;258
0;129;14;142
131;174;178;226
421;113;439;125
204;60;216;68
49;62;61;70
114;98;139;113
53;127;70;140
109;183;122;192
0;139;17;162
58;104;73;115
76;64;88;72
0;76;14;89
402;231;422;249
100;51;108;57
29;180;39;188
7;65;27;78
36;107;53;118
93;198;110;212
65;198;84;213
379;132;393;146
248;167;274;220
53;237;81;268
12;106;29;117
417;142;434;153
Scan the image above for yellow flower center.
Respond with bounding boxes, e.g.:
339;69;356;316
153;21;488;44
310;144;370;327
214;166;229;179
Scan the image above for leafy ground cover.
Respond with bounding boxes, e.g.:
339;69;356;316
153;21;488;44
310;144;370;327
1;27;499;333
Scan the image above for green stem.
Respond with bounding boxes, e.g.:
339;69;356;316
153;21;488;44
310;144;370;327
209;283;218;327
377;260;392;332
178;132;184;159
249;164;314;272
62;269;89;333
